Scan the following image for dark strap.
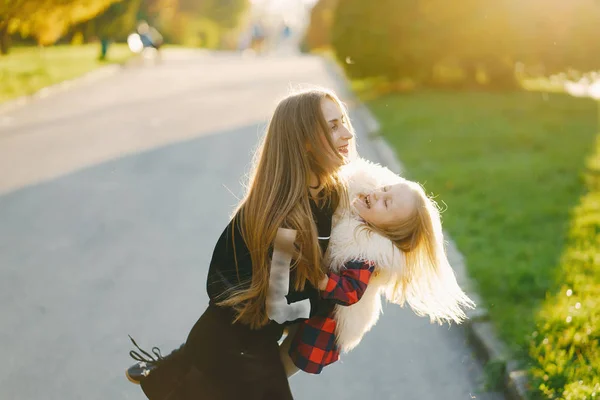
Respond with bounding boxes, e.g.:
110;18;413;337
128;335;163;364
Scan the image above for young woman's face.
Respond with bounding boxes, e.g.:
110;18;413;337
320;98;354;159
353;183;417;228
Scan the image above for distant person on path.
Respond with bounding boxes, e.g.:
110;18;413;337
137;21;163;60
251;22;267;54
280;158;475;376
282;24;291;40
283;24;291;38
125;87;356;399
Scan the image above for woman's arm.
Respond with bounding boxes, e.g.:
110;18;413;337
279;324;301;378
319;260;375;306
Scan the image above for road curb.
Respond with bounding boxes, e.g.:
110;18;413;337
322;55;531;400
0;63;124;116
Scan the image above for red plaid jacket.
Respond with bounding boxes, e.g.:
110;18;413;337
288;259;376;374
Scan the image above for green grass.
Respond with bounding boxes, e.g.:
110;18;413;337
0;44;132;103
528;135;600;399
365;90;598;397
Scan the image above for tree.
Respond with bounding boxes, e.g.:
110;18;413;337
303;0;338;52
0;0;123;54
331;0;434;81
138;0;178;29
514;0;600;75
204;0;248;30
178;0;248;30
81;0;142;59
163;0;248;47
95;0;141;39
330;0;522;88
420;0;520;88
0;0;33;54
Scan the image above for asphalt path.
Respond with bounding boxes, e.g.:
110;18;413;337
0;49;503;400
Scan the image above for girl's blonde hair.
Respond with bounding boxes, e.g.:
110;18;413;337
218;87;354;329
364;181;474;324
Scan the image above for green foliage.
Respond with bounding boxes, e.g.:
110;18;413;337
331;0;433;81
138;0;248;47
366;90;598;398
165;13;221;48
0;0;248;51
178;0;248;30
89;0;142;40
303;0;338;52
515;0;600;75
327;0;600;86
1;0;123;46
138;0;178;29
484;360;506;392
204;0;248;30
529;136;600;399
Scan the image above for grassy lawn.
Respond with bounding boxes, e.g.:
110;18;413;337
528;133;600;399
365;90;599;398
0;44;132;103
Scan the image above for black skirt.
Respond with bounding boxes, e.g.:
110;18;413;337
140;305;293;400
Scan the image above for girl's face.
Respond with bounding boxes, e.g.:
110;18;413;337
353;183;417;228
320;98;354;159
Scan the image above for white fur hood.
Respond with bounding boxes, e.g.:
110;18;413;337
325;158;407;352
327;157;407;276
325;159;473;353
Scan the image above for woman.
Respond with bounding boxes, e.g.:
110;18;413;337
126;87;356;399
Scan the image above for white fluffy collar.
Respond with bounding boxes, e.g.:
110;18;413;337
326;158;406;276
324;158;408;353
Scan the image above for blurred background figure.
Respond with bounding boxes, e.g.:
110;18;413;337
274;19;297;55
281;23;291;41
250;21;267;55
136;20;163;62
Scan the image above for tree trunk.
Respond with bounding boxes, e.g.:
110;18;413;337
461;58;479;89
0;24;11;55
483;56;519;90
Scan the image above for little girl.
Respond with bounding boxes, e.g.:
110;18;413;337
280;158;475;375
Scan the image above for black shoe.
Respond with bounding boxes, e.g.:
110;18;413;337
126;360;157;384
125;335;185;385
126;335;163;384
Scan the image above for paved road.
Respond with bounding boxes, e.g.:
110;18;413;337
0;50;503;400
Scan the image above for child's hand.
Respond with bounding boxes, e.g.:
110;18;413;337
318;274;329;290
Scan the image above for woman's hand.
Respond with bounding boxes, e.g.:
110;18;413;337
318;274;329;290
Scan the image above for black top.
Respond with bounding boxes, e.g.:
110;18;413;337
206;198;336;325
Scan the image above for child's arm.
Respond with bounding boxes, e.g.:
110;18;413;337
319;260;375;306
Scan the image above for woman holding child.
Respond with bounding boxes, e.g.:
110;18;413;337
126;87;473;399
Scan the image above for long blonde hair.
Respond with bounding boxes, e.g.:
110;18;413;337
218;88;353;328
365;182;475;324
